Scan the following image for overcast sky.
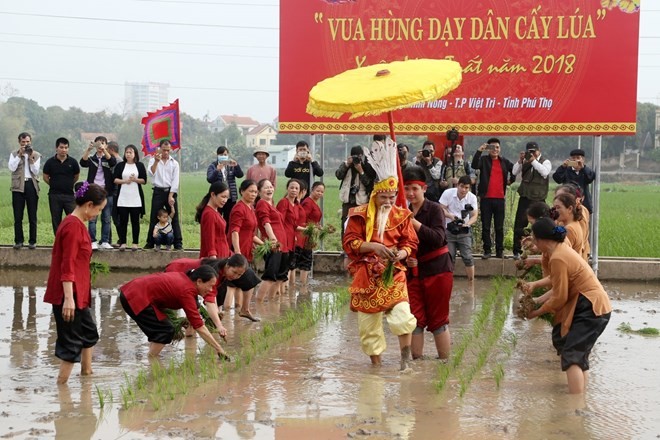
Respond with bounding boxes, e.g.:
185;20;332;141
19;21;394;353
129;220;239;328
0;1;658;125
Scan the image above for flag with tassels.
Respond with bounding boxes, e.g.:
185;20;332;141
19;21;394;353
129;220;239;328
141;99;181;157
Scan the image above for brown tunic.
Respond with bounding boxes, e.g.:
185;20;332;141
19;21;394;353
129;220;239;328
538;242;612;337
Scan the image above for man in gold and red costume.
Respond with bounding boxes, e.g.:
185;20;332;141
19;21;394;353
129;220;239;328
342;137;418;370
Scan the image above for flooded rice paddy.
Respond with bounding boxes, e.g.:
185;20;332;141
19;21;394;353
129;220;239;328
0;270;659;439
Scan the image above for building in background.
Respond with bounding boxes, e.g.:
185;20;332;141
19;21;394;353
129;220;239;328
209;114;260;135
260;145;296;170
246;123;277;148
124;82;169;117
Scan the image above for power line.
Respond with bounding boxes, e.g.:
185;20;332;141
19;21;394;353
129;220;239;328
0;11;277;30
0;32;278;50
0;39;277;58
0;76;277;93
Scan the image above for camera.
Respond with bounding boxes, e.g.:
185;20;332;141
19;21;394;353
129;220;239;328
349;185;359;196
397;144;407;162
447;219;467;235
351;154;362;165
524;150;534;161
486;144;496;150
446;127;459;142
25;144;33;156
421;149;432;158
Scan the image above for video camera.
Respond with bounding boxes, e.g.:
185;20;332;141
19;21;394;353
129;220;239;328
25;144;33;156
447;203;473;234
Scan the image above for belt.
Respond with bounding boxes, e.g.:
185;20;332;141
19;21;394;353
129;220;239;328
153;187;171;192
25;178;31;181
410;245;449;278
418;245;449;263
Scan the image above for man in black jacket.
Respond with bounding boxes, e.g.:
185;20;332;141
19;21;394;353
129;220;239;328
552;149;596;213
284;141;323;192
80;136;116;250
471;138;514;259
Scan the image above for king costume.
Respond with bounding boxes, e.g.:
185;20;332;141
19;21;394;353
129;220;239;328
342;138;419;365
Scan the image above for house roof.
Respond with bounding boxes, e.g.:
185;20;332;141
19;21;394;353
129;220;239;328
246;123;276;136
219;114;259;127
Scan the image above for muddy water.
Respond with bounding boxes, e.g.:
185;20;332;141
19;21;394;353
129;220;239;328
0;270;659;439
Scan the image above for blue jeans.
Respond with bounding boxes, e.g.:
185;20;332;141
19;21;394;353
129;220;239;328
154;232;174;247
88;195;113;244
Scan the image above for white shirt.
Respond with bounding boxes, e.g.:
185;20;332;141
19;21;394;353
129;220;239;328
512;155;552;179
439;188;478;227
147;156;180;193
8;152;40;178
117;163;142;207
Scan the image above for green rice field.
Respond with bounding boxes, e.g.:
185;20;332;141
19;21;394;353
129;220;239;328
0;173;658;258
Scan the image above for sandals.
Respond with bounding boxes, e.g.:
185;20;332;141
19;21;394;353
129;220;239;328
239;311;260;322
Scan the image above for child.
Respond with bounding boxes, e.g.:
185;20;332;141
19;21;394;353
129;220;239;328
152;208;175;251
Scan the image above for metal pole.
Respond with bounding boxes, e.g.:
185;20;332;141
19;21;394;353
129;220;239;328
591;135;602;275
320;134;325;251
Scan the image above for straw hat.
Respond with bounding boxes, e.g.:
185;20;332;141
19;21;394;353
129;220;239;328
253;148;270;157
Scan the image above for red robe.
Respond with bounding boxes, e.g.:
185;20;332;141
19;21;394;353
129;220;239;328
255;199;286;244
300;197;322;249
229;200;258;262
342;205;418;313
44;215;93;309
199;205;231;259
276;198;298;253
121;272;206;329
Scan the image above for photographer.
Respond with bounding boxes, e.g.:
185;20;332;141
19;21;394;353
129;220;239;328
284;140;324;194
336;145;376;239
414;140;443;201
397;143;415;170
511;141;552;260
9;132;41;249
207;145;244;224
440;144;476;190
439;175;479;281
552;149;596;214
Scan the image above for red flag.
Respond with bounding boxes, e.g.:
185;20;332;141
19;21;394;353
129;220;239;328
141;99;181;157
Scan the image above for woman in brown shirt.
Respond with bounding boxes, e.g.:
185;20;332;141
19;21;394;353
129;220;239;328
553;193;586;260
527;218;611;394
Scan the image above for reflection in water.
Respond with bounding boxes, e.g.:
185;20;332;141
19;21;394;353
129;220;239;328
10;286;38;369
0;278;659;439
54;381;98;440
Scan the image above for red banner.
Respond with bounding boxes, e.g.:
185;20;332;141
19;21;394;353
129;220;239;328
279;1;639;135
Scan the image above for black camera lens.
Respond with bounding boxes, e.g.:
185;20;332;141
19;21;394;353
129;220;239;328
422;150;431;158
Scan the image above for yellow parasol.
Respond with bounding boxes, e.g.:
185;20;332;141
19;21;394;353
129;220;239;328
306;58;462;208
306;58;462;140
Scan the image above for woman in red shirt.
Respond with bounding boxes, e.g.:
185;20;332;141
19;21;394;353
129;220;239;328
298;182;325;287
228;179;263;320
276;179;304;293
44;181;107;384
196;181;231;259
120;265;233;359
255;178;287;301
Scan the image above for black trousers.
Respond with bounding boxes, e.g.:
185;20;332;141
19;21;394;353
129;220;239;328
48;193;75;235
12;180;39;245
513;196;534;254
117;206;141;245
146;188;182;249
479;198;505;255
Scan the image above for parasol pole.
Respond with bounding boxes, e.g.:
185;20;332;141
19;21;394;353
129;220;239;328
387;111;407;208
387;111;396;142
